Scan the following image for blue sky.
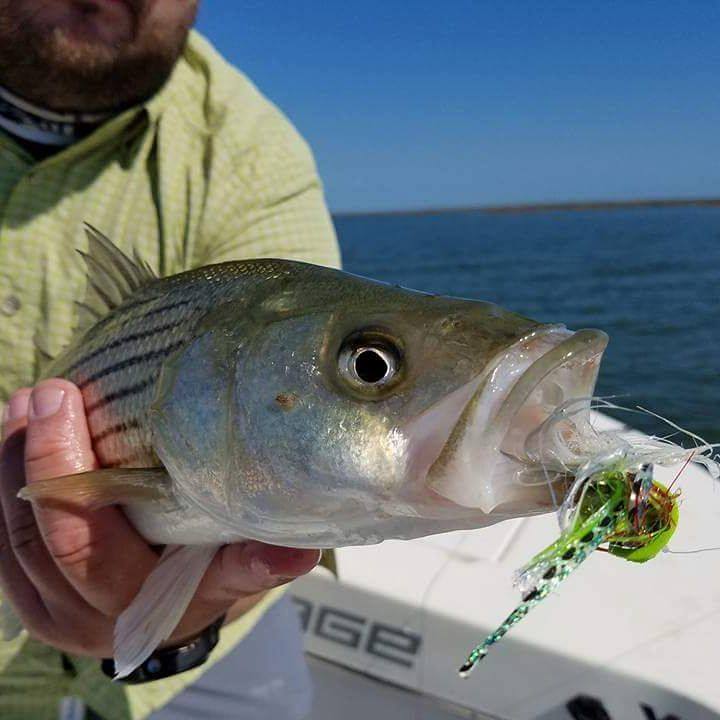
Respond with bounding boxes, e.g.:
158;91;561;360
196;2;720;213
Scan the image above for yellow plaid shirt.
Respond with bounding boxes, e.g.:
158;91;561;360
0;31;340;720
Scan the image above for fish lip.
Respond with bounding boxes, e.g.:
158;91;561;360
424;326;609;511
489;326;609;441
399;324;568;507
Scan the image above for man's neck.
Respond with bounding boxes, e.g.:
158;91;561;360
0;84;112;158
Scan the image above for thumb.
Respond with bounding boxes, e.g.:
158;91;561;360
25;379;97;481
23;379;159;616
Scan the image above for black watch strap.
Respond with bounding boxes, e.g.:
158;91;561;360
101;614;225;684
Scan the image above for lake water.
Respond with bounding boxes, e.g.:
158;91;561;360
335;206;720;440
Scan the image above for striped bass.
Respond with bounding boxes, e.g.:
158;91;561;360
20;225;608;676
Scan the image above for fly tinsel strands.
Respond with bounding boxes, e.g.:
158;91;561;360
667;451;694;493
458;480;626;677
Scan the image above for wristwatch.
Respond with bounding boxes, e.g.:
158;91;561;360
100;614;226;684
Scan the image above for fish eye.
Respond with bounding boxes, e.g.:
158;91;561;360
338;332;402;391
351;346;395;384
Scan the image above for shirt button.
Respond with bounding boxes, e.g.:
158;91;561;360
1;294;21;316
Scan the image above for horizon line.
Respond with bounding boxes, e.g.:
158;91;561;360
332;196;720;218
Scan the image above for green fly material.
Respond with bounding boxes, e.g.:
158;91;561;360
458;399;719;677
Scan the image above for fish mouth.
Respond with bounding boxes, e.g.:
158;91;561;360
416;326;608;512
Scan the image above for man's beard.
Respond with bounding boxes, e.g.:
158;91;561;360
0;2;196;113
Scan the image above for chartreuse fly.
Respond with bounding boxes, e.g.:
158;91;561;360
458;401;718;677
458;462;674;675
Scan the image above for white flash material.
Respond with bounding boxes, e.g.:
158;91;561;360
534;399;720;532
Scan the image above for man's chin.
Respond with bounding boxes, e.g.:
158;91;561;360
0;0;196;113
23;29;179;112
42;27;126;75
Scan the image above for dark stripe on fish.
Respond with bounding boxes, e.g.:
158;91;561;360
86;378;153;416
68;321;186;375
136;298;194;323
93;418;142;444
77;340;184;390
87;296;193;334
87;295;158;332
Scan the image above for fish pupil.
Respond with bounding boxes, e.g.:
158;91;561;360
354;349;390;383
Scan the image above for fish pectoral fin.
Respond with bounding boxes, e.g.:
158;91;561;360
17;468;171;510
113;544;219;679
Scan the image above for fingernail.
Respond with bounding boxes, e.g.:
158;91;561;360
247;549;311;587
250;546;322;585
30;386;65;419
262;546;312;566
3;391;31;423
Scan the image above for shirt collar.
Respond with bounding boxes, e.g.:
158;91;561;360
0;84;113;147
0;38;185;166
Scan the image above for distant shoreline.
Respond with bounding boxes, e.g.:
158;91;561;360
334;197;720;218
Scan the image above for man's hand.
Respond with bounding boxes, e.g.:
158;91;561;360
0;379;320;658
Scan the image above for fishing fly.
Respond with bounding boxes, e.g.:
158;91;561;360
458;399;719;677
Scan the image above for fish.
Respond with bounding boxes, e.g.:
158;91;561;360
19;225;609;677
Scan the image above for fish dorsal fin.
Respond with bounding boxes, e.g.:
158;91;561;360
77;223;157;327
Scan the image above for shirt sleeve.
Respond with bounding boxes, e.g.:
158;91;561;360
195;102;341;270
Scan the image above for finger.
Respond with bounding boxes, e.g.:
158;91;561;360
25;379;97;478
24;379;158;616
1;388;32;441
0;392;103;626
170;543;321;642
2;388;116;653
0;398;53;637
0;387;83;616
199;543;322;604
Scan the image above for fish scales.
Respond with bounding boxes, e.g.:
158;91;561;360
47;260;295;468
